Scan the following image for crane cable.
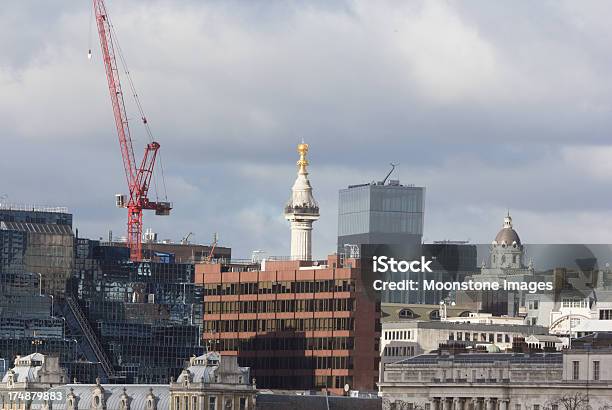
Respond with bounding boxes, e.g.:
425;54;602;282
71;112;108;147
105;13;169;202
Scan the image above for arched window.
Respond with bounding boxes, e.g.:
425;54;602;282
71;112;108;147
429;310;440;320
398;308;416;319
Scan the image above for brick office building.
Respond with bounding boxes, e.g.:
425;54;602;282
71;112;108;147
196;255;380;394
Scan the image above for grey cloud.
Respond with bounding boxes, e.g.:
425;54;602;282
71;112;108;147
2;1;612;257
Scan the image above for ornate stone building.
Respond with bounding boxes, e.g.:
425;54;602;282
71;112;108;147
170;352;255;410
457;213;537;317
0;352;255;410
378;348;612;409
0;353;67;410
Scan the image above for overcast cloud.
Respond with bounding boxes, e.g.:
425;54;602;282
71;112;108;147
2;0;612;258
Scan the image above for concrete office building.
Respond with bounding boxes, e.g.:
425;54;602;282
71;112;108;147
196;255;380;395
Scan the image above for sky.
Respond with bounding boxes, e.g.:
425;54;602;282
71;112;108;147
2;0;612;258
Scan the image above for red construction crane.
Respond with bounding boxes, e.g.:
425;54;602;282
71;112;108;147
93;0;171;261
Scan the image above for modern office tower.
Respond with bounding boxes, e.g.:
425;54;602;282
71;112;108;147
0;205;98;382
284;142;319;261
67;240;204;383
197;255;380;394
0;205;74;297
337;180;425;253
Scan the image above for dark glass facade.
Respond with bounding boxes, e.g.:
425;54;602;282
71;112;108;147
70;240;204;383
0;208;84;382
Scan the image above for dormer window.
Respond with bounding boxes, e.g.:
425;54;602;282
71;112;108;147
399;308;417;319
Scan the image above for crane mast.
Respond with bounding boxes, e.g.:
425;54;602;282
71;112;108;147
93;0;171;261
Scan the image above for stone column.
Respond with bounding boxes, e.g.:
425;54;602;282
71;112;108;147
499;399;509;410
471;398;480;410
452;398;460;410
443;398;452;410
485;398;494;410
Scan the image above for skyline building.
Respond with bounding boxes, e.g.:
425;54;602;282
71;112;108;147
68;240;204;383
0;206;90;383
284;142;320;261
337;179;425;255
197;255;380;394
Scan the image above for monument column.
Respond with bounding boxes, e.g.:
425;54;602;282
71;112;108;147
284;142;320;261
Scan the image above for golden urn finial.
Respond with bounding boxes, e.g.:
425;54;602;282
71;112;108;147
297;141;309;173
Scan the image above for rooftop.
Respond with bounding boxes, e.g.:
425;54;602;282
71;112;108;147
0;203;69;213
392;352;563;366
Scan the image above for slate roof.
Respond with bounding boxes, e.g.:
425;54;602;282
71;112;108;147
255;393;381;410
392;352;563;366
34;384;169;410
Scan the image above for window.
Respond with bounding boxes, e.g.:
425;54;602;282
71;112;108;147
193;396;198;410
239;397;247;410
593;360;600;381
599;309;612;320
572;360;580;380
209;396;217;410
534;405;540;410
399;308;417;319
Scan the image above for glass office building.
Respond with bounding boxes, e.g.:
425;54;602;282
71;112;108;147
0;206;74;297
0;207;79;380
338;180;425;252
69;240;204;383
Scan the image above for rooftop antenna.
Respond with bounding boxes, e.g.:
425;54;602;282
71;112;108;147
381;163;398;185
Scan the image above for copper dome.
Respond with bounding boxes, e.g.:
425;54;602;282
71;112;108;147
495;228;521;245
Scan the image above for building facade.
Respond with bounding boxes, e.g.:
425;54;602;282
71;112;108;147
337;180;425;254
197;255;380;394
171;352;255;410
66;241;204;383
0;353;68;410
0;206;74;298
379;348;612;409
381;320;550;364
